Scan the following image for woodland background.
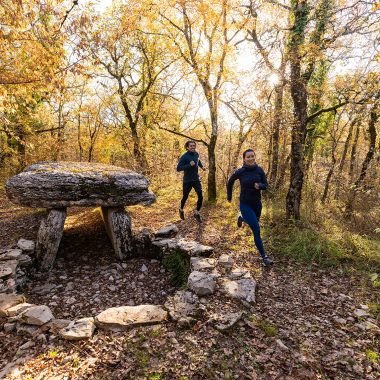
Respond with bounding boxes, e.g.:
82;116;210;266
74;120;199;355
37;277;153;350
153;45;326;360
0;0;379;269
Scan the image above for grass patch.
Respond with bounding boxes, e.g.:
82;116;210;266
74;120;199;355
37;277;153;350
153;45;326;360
267;224;348;267
162;250;190;287
365;349;379;364
250;316;278;337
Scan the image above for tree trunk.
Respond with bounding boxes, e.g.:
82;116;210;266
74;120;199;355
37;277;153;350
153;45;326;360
207;133;217;202
285;0;309;220
348;124;360;182
321;150;336;204
269;82;285;187
334;118;356;198
130;123;149;175
345;100;378;216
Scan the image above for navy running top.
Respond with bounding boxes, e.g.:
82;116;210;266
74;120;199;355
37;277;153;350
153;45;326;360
227;163;268;204
177;151;204;183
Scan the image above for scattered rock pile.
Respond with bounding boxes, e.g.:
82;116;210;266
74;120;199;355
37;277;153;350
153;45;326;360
1;224;259;344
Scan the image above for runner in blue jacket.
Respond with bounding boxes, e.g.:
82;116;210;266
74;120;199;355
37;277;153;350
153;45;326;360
177;140;205;223
227;149;274;266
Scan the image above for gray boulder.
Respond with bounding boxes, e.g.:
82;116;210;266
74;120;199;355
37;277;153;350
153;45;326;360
187;271;217;296
6;161;156;207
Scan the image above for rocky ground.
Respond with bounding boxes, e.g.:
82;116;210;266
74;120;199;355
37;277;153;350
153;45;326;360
0;191;379;379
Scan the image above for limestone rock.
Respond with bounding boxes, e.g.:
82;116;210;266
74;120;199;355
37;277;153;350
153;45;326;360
95;305;168;331
16;322;39;337
36;208;67;271
0;266;13;280
190;257;216;272
100;207;133;260
48;319;72;334
221;278;257;304
7;303;36;317
153;238;213;257
211;311;243;331
187;271;217;296
164;291;204;327
17;239;35;253
228;268;252;280
6;162;156;207
354;308;369;318
218;254;234;270
0;249;22;261
19;305;54;325
4;322;16;333
0;294;25;317
59;317;96;340
132;228;155;257
155;224;179;238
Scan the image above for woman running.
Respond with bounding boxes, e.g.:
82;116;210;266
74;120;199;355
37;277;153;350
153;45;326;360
227;149;274;267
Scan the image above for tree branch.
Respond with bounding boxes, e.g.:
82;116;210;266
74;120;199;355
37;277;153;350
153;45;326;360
156;124;209;146
306;101;349;124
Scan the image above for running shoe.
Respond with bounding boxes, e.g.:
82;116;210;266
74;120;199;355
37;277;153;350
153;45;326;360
194;212;203;223
262;256;274;267
179;208;185;220
237;215;244;228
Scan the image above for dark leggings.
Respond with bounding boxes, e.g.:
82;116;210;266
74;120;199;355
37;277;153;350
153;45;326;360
240;201;266;258
181;180;203;211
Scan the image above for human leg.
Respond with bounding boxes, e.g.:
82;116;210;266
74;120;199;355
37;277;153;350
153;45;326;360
240;202;266;259
180;182;192;219
193;180;203;211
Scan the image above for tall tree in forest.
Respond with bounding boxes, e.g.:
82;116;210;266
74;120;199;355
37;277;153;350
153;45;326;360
159;0;243;201
77;0;176;174
244;0;288;188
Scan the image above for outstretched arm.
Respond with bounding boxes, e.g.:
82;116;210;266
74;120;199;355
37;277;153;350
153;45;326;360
227;171;239;201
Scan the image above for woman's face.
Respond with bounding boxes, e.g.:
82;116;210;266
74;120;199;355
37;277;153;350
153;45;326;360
244;151;256;166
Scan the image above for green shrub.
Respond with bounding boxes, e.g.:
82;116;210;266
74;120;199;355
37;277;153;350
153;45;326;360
162;250;190;287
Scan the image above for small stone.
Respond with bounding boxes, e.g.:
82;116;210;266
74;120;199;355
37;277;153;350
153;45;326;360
354;308;369;318
218;254;234;270
0;249;22;261
48;319;72;333
155;224;179;238
109;285;116;292
221;278;256;304
108;275;114;281
333;317;347;325
18;255;33;267
212;311;243;331
321;288;328;295
4;322;16;333
59;317;96;340
65;282;74;291
359;304;369;310
19;305;54;326
0;266;13;280
7;303;36;317
190;257;216;271
37;333;47;343
0;294;25;317
16;322;39;337
18;341;35;351
141;264;148;273
187;271;217;296
17;239;35;253
276;339;289;351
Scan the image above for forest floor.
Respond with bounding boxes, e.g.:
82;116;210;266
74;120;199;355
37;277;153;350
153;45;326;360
0;187;379;380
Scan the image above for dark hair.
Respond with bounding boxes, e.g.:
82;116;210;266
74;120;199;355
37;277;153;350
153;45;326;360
242;149;255;159
185;140;196;149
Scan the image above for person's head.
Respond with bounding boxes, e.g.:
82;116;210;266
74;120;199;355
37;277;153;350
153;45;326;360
185;140;197;152
243;149;256;166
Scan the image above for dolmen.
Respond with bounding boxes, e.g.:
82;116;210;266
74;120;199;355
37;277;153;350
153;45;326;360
5;162;155;271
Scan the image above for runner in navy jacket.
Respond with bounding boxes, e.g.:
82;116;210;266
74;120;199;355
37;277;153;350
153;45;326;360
227;149;274;266
177;140;205;223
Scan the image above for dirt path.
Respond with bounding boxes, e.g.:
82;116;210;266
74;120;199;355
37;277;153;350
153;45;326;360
0;192;379;379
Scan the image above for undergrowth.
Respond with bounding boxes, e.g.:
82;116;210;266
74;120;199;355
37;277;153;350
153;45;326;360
162;250;190;288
